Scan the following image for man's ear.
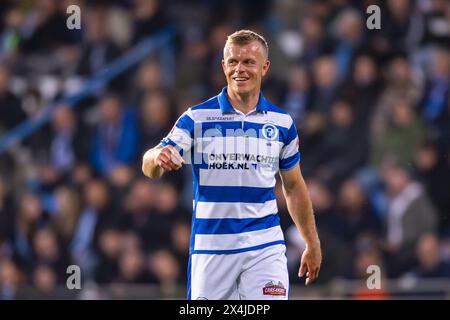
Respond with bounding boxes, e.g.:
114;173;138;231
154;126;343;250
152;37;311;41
262;60;271;77
221;59;225;71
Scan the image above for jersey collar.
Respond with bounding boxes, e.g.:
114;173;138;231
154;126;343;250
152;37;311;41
218;87;269;114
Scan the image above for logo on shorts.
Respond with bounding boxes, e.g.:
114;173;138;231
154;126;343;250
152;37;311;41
262;124;278;141
262;281;286;296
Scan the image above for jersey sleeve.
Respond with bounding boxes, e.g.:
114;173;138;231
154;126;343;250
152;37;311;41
160;108;194;156
279;119;301;171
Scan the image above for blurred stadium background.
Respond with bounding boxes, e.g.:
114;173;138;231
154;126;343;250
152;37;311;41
0;0;449;300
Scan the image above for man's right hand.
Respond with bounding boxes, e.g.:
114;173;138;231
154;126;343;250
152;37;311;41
155;145;185;172
142;145;184;179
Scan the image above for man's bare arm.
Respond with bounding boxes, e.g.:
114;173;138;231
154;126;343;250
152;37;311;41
142;145;184;179
279;164;321;285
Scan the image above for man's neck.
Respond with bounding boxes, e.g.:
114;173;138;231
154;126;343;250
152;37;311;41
227;87;260;115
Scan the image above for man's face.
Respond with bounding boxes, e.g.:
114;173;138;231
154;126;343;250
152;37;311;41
222;41;270;96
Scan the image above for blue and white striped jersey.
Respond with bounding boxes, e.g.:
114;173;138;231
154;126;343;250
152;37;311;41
160;87;300;254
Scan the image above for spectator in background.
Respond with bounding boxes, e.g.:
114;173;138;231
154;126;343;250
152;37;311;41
285;178;347;284
418;0;450;49
19;0;72;54
121;179;157;248
372;55;423;137
0;258;23;300
49;106;76;173
205;24;233;95
295;110;327;178
147;248;180;290
0;7;23;59
48;105;89;174
170;220;190;284
76;4;120;77
282;64;311;126
310;55;340;114
0;64;26;133
30;264;57;298
26;262;76;299
12;193;46;268
207;24;233;77
407;233;450;279
138;92;174;154
130;60;165;105
413;142;450;233
433;97;450;154
94;228;122;284
91;94;139;175
421;49;450;125
343;54;382;132
107;164;136;210
335;178;382;245
131;0;168;44
141;182;188;253
298;15;328;67
350;234;390;300
332;8;365;81
313;100;366;187
70;162;93;192
381;163;438;277
372;98;427;167
31;227;70;281
117;244;150;284
0;178;15;243
175;30;210;92
50;186;80;246
70;179;118;280
374;0;420;58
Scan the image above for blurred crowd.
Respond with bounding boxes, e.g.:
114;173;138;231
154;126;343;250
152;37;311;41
0;0;450;299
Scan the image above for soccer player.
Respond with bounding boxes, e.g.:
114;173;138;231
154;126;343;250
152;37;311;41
142;30;321;300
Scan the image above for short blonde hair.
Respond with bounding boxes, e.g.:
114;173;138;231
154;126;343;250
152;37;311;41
225;29;269;57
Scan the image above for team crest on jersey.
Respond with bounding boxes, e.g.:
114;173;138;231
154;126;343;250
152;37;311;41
162;137;171;144
261;124;278;141
262;281;286;296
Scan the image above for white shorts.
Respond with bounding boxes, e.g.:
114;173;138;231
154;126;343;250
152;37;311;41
188;244;289;300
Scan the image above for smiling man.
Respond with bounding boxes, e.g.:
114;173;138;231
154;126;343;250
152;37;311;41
142;30;321;300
